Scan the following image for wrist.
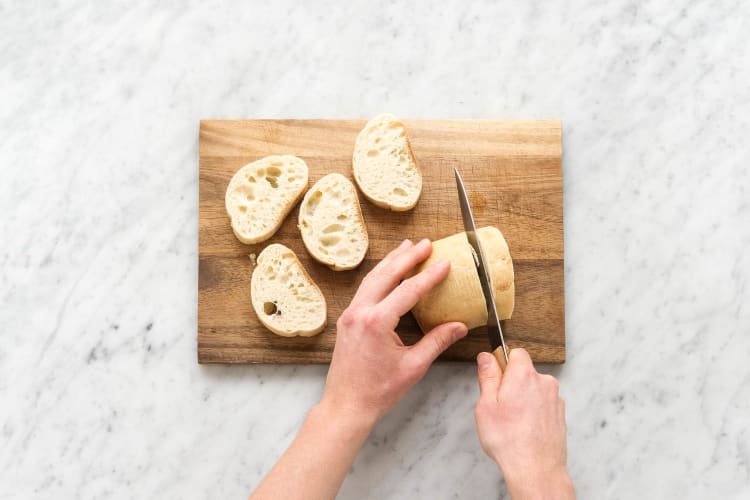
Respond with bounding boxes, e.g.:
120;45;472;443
314;397;379;438
503;466;574;500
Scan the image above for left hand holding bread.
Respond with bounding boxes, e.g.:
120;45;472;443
321;238;469;421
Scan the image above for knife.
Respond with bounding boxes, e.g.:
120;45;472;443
454;168;510;369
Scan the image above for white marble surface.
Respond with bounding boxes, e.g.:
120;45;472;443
1;0;749;498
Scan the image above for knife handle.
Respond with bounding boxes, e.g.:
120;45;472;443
492;347;508;372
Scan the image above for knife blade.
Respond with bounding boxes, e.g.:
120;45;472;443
454;168;509;368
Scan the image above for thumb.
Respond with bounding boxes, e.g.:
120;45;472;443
410;322;468;369
477;352;502;401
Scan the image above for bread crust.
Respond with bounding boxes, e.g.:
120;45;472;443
298;173;369;271
251;243;327;337
225;155;309;244
352;114;422;211
411;226;515;333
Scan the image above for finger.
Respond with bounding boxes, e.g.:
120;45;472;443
559;397;566;421
350;239;414;306
372;239;414;274
558;398;567;443
507;348;534;372
501;348;535;387
540;374;560;394
352;239;432;305
377;259;450;321
476;352;502;402
408;322;467;370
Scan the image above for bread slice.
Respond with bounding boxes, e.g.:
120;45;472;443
225;155;308;244
251;243;327;337
352;113;422;211
411;226;514;333
298;173;368;271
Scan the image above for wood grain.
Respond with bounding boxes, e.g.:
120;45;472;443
198;120;565;364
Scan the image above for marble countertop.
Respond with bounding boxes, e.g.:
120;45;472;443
2;1;749;498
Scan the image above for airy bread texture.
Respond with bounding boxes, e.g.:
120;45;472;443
298;173;369;271
225;155;308;244
352;113;422;211
250;243;327;337
411;226;514;333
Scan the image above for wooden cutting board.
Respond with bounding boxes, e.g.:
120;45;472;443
199;120;564;364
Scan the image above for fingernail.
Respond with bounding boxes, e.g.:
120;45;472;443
477;352;492;368
399;239;412;249
417;238;430;249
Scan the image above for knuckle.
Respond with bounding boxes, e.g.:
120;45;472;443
387;243;409;259
401;276;426;298
419;265;442;283
516;365;534;382
403;363;425;385
336;308;358;329
366;267;402;287
430;333;449;354
362;309;380;329
543;374;559;391
510;348;532;367
378;266;402;282
399;276;418;293
405;353;426;374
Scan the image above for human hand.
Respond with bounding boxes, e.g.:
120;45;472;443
474;349;574;499
320;239;468;424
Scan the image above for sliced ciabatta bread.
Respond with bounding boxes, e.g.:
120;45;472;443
298;173;368;271
352;113;422;211
225;155;308;244
251;243;327;337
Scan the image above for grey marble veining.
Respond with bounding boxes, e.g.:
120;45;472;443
1;0;749;498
